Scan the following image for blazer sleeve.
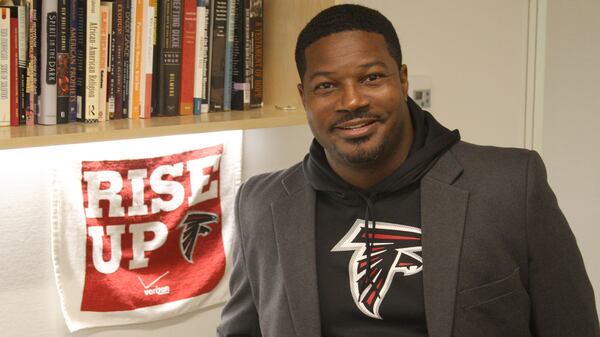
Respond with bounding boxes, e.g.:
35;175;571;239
216;183;263;337
525;151;600;336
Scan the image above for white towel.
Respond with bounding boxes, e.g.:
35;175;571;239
51;131;242;332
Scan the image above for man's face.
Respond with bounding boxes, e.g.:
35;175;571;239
298;30;411;166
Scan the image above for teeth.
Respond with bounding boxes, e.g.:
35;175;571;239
342;124;367;130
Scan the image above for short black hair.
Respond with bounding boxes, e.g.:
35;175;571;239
295;4;402;81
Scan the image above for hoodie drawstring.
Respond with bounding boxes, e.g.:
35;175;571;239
358;194;377;288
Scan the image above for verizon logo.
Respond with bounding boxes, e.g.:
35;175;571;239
138;272;171;296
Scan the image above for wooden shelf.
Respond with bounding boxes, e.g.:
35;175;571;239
0;105;307;150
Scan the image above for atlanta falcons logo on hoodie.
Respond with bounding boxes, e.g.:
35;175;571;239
332;219;423;319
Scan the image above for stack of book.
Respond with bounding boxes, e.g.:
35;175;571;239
0;0;263;127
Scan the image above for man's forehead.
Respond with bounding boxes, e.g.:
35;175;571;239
303;31;392;72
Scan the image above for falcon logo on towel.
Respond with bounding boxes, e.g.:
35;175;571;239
178;212;219;263
79;146;227;312
332;219;422;319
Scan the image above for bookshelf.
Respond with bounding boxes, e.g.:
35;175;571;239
0;0;335;150
0;106;306;149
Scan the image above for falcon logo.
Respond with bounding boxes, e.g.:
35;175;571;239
332;219;422;319
178;211;219;263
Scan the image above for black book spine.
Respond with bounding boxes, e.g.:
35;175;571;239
75;0;85;121
121;0;130;118
56;0;69;123
249;0;262;108
231;0;249;111
68;0;77;121
17;5;27;124
208;0;227;112
157;0;183;116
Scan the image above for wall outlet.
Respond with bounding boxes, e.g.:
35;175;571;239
409;76;432;109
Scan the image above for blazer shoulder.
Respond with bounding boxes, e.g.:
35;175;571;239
239;162;304;205
450;141;538;175
447;141;543;194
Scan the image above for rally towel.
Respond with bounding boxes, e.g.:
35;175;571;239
51;131;242;332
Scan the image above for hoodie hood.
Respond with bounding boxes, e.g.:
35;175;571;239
303;97;460;197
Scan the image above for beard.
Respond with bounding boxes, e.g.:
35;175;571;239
326;134;390;164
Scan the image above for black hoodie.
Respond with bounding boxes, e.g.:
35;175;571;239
302;98;460;336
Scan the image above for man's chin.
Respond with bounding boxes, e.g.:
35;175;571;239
333;143;385;165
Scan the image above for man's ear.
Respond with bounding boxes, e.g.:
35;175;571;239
297;83;304;101
297;83;305;102
400;64;409;99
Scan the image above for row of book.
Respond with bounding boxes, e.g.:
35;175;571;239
0;0;263;127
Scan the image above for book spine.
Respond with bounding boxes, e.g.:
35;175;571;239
85;0;100;123
192;0;207;115
38;1;57;125
249;0;262;108
231;0;249;111
157;0;183;116
200;0;210;112
121;0;131;118
179;0;196;116
75;0;85;121
0;8;9;126
111;0;124;119
223;0;235;111
17;6;27;125
10;8;19;126
208;0;227;112
26;0;41;125
56;0;69;124
68;0;77;122
143;2;155;118
102;1;114;119
98;3;109;122
149;0;159;116
128;0;142;119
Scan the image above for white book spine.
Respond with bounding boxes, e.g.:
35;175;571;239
39;0;58;125
193;4;207;114
85;0;101;122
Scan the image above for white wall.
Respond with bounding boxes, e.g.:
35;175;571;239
343;0;530;148
542;0;600;307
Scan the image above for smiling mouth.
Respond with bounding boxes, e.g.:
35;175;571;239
334;118;378;130
333;118;379;138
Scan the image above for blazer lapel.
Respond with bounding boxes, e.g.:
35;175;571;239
271;168;321;337
421;150;469;337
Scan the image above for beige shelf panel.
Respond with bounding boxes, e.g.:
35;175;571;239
0;106;307;150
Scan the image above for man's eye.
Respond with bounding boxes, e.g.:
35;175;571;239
364;73;384;82
314;83;335;92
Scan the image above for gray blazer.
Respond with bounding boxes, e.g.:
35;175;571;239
217;141;600;337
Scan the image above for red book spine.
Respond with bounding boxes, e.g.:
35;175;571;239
10;13;19;126
179;0;196;115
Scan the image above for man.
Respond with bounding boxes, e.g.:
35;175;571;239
217;4;599;337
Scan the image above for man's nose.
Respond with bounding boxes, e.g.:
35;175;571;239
337;83;369;112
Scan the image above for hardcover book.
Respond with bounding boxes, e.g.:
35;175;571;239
84;0;100;123
38;0;57;125
231;0;250;111
179;0;197;116
208;0;228;112
193;0;209;114
249;0;262;108
57;0;70;124
157;0;184;116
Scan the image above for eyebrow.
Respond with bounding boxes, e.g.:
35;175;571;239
307;61;389;82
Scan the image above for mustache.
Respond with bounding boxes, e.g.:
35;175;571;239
331;110;380;129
